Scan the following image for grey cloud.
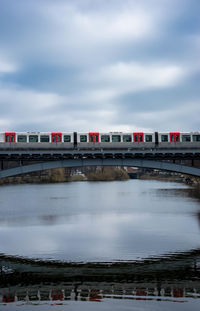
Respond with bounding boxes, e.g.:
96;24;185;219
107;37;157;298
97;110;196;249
0;0;199;131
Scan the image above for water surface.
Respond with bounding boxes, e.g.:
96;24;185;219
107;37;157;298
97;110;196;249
0;180;200;310
0;180;199;261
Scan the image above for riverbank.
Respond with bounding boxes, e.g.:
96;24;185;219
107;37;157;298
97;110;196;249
140;173;200;186
0;166;200;187
139;174;200;189
139;174;183;182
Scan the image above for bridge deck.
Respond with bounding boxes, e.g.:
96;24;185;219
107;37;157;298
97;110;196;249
0;147;200;160
0;145;199;178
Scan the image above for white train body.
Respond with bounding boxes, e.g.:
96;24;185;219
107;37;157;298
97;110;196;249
0;131;199;149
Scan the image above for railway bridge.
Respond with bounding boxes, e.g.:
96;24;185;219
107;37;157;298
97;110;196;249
0;144;200;178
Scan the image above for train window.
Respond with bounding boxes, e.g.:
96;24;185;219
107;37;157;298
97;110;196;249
161;135;168;142
175;134;179;141
80;135;87;142
17;135;27;142
145;135;152;142
101;135;110;142
112;135;121;142
29;135;38;142
57;135;61;142
123;135;131;142
94;135;98;142
193;135;200;142
64;135;71;142
182;135;191;142
5;135;10;142
40;135;50;142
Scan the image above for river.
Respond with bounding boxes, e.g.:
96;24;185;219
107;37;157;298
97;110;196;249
0;179;200;310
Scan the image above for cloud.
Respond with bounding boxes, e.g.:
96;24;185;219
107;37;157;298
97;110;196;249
0;0;199;132
0;84;66;131
114;100;200;132
0;118;12;129
0;54;18;74
83;62;187;101
44;4;155;43
0;0;162;68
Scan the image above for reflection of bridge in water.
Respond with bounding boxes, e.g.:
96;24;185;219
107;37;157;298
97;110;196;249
1;249;200;304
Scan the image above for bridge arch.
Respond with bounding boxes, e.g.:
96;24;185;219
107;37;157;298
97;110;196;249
0;159;200;178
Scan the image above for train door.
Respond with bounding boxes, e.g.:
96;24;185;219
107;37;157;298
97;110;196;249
170;132;180;142
51;132;62;143
89;132;99;143
5;132;16;142
133;132;144;142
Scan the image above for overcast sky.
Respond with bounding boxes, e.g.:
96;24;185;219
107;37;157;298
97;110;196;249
0;0;199;132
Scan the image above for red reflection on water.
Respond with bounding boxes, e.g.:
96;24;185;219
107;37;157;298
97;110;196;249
2;294;15;303
173;288;184;298
89;289;102;302
51;289;64;301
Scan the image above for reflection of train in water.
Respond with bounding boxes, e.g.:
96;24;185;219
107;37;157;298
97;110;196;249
0;281;199;304
1;131;200;149
1;249;200;305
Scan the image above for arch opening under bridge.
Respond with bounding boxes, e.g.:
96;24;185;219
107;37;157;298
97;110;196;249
0;158;200;178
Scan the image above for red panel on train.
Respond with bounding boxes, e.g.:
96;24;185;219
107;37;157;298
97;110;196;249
89;132;99;143
51;132;62;143
170;132;180;142
133;132;144;142
5;132;16;142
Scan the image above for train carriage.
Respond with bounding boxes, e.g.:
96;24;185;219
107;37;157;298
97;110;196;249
76;132;156;150
0;132;74;149
0;131;199;150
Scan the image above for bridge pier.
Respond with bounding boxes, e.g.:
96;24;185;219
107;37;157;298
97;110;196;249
1;161;3;171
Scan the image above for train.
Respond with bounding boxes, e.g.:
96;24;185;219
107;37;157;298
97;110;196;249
0;131;200;149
